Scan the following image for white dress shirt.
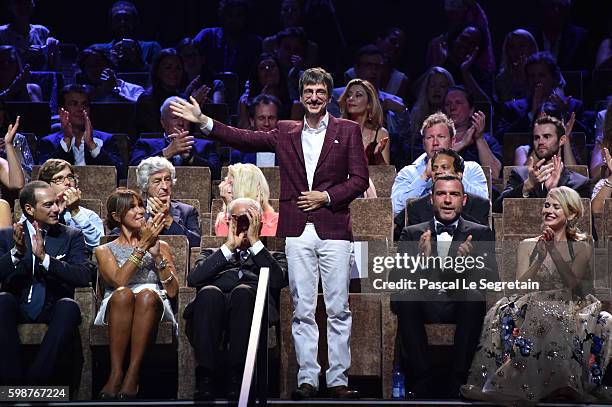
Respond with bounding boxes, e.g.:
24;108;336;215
434;219;459;258
60;136;103;165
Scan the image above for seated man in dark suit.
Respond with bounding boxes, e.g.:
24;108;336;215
184;197;286;400
496;52;588;141
111;156;201;247
394;148;490;240
0;181;91;384
391;174;497;398
37;84;124;170
129;96;220;179
494;114;590;212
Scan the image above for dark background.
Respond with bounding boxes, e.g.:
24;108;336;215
1;0;608;79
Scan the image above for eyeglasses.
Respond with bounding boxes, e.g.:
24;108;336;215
50;174;78;185
302;89;328;98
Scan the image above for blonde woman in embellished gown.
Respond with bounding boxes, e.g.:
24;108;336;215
462;186;612;403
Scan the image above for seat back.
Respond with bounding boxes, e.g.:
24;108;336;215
502;198;592;236
349;197;393;242
368;165;396;197
127;166;212;212
203;103;229;125
215;72;240;114
117;71;150;87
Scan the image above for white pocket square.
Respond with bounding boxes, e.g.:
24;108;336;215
334;139;339;144
55;254;66;260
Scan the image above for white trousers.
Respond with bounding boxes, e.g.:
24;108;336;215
286;224;352;388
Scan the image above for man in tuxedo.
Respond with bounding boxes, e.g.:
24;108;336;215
171;67;368;399
37;85;124;171
392;174;497;398
394;148;490;240
129;96;220;179
184;198;286;400
494;114;590;212
0;181;91;384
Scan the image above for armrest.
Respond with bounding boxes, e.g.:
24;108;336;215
74;287;95;327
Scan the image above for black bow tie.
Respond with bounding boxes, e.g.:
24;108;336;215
436;223;456;236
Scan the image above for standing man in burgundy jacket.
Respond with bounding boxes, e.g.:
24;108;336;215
172;67;369;399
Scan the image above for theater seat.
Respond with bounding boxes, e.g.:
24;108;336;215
368;165;396;197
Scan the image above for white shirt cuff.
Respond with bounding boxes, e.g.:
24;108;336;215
89;138;103;158
10;246;23;265
41;254;51;270
199;117;214;134
249;240;264;256
220;244;233;261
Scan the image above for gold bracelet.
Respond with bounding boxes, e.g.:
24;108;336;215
128;254;143;268
160;273;174;284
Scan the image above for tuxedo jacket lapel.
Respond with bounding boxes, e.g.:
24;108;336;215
315;116;337;172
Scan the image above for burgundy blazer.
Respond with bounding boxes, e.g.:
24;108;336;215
210;115;369;240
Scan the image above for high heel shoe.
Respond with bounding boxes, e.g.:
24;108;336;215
98;390;116;399
117;386;139;399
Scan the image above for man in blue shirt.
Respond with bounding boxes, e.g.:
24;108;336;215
391;112;488;216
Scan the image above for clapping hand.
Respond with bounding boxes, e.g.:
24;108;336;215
456;235;473;257
31;221;46;261
163;128;194;158
59;108;73;141
419;229;432;257
460;47;479;72
147;197;173;228
139;212;166;252
543;154;563;191
373;136;389;156
12;222;25;255
63;187;81;212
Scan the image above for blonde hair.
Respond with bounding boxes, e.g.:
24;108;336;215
420;111;455;138
338;79;383;130
410;66;455;135
499;29;538;76
227;163;270;204
547;186;586;241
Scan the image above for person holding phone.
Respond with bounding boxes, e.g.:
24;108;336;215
184;197;287;401
95;188;178;399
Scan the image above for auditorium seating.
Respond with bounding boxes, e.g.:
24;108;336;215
4;102;51;137
369;165;396;197
89;102;135;135
349;198;394;242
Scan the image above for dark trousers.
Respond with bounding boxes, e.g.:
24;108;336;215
393;298;486;392
0;292;81;384
189;284;256;374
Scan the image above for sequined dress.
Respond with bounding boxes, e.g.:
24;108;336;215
461;238;612;403
93;240;176;326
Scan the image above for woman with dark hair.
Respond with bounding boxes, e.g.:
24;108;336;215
134;48;209;134
0;45;42;102
95;188;178;399
237;53;294;128
176;38;225;104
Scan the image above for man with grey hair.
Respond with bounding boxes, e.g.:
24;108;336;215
184;197;287;400
113;156;201;247
129;96;220;179
172;67;367;399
